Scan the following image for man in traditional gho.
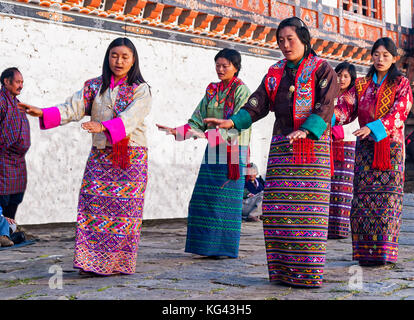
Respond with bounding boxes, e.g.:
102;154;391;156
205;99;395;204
0;68;30;221
18;38;151;276
335;37;413;266
157;48;251;259
204;17;339;287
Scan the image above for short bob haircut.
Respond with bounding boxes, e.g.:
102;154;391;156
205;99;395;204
367;37;402;83
276;17;316;59
1;67;21;86
101;37;148;95
214;48;242;77
335;62;357;91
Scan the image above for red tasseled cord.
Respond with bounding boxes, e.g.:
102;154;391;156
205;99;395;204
333;140;345;162
112;137;130;169
227;145;240;180
372;136;391;170
293;138;315;164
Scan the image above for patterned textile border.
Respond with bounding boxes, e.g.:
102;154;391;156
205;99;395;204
328;141;356;239
0;0;371;73
74;146;148;275
351;139;404;263
262;134;331;288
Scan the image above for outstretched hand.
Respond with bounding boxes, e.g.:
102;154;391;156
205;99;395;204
17;103;43;117
286;130;307;144
81;121;105;134
203;118;234;129
353;126;371;139
156;124;177;137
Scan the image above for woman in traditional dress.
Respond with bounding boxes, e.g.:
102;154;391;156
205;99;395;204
335;37;413;266
156;48;251;258
204;17;339;287
18;37;151;276
328;62;357;239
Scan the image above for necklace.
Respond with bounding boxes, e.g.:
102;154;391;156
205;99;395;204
214;90;229;107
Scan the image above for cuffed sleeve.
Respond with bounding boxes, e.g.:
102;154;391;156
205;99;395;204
331;125;345;140
102;117;126;145
300;113;327;140
366;119;388;142
175;124;191;141
39;107;61;130
205;129;227;147
230;108;252;130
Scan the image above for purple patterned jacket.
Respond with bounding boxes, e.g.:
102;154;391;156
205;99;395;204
0;86;31;195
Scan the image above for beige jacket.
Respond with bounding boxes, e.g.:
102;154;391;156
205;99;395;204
56;82;151;148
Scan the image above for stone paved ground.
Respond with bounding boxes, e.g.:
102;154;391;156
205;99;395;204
1;195;414;302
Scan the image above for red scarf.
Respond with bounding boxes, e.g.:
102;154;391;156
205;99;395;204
206;77;245;180
355;77;396;170
264;54;323;164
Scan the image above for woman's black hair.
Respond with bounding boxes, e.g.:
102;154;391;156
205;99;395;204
366;37;402;83
214;48;242;77
276;17;316;59
335;62;357;90
101;37;147;94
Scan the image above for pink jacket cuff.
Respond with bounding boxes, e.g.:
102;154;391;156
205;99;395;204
102;118;126;145
175;124;191;141
39;107;61;130
331;125;345;141
205;129;226;148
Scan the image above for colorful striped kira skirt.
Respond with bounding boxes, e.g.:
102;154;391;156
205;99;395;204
328;141;356;239
185;145;247;258
73;146;148;275
262;135;331;287
351;139;404;264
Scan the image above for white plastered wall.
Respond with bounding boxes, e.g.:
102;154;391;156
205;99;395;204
0;15;275;224
0;15;363;224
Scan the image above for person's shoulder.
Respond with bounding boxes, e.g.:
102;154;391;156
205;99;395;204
133;81;149;89
315;58;334;72
132;81;152;98
267;59;286;72
395;75;410;87
234;78;250;92
0;91;7;109
84;76;102;87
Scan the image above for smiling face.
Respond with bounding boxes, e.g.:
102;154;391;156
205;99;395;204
4;71;23;97
372;45;396;74
108;45;135;80
215;57;238;83
277;26;305;65
337;69;352;91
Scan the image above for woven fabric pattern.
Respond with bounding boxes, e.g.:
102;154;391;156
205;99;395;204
185;146;248;258
351;139;403;263
73;146;147;275
262;134;331;288
328;141;356;239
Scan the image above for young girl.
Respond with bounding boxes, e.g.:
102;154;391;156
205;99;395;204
157;48;251;259
335;37;413;266
328;62;357;239
19;38;151;276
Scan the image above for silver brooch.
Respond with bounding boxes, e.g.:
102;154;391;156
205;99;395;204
249;97;258;107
